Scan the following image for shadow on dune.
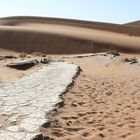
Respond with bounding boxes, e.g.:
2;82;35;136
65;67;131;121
0;29;96;54
1;16;140;36
0;16;140;54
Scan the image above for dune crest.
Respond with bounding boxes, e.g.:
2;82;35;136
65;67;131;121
0;16;140;54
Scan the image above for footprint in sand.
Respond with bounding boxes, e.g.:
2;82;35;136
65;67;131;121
117;123;124;127
71;102;78;107
65;127;83;132
78;102;86;106
82;132;91;137
98;133;105;138
66;121;72;126
105;91;113;96
98;127;105;131
77;112;87;117
51;131;65;137
121;133;132;138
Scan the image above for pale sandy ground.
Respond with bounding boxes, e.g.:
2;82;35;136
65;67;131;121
42;53;140;140
0;49;44;85
0;51;140;140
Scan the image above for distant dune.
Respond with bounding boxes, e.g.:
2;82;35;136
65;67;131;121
125;20;140;28
0;16;140;54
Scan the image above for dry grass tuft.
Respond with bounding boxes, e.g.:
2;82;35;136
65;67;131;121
124;57;138;64
31;52;46;57
18;52;28;58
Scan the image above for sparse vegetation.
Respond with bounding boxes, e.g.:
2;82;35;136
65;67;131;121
124;57;138;64
19;52;28;58
31;52;46;57
107;50;120;57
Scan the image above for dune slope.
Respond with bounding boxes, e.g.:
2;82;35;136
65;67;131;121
125;20;140;28
0;16;140;54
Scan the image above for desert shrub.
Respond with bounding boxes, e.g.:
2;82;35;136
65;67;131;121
19;52;27;58
31;51;46;57
124;57;138;64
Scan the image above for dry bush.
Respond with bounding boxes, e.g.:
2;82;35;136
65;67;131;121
19;52;27;58
124;57;138;64
31;51;46;57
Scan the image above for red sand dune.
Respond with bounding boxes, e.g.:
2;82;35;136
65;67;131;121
0;16;140;54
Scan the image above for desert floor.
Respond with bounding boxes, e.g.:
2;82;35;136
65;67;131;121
40;53;140;140
0;17;140;140
0;51;140;140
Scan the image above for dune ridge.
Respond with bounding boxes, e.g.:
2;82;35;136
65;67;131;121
125;20;140;27
0;16;140;54
1;16;140;36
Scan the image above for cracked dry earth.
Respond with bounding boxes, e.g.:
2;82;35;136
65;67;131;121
43;55;140;140
0;62;79;140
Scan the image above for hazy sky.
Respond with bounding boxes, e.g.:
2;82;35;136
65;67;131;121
0;0;139;23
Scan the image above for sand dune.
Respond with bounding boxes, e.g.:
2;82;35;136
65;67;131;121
0;16;140;54
1;16;140;36
0;16;140;140
125;20;140;27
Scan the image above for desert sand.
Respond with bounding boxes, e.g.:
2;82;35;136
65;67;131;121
42;53;140;140
0;17;140;140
